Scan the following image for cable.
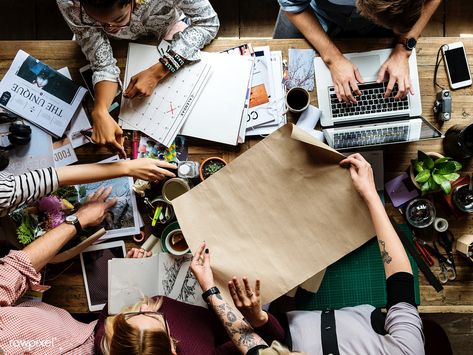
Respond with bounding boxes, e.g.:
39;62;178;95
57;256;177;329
433;44;448;91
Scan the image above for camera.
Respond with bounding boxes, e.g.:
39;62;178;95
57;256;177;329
433;89;452;121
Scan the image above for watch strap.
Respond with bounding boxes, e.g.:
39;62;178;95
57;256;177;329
202;286;220;302
67;215;84;235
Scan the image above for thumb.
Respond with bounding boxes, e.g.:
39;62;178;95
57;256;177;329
104;197;118;210
354;67;364;83
377;64;387;83
204;247;211;265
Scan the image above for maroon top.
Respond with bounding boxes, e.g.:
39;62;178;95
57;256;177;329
95;297;285;355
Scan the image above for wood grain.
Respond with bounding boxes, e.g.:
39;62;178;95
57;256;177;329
1;38;472;313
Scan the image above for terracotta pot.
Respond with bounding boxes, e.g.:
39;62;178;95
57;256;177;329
199;157;227;181
409;152;444;190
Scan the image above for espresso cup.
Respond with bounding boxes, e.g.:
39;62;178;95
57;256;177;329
165;229;190;256
285;87;310;113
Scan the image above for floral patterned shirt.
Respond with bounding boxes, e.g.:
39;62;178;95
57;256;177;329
56;0;220;86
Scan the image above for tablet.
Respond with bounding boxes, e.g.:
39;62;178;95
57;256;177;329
80;241;126;312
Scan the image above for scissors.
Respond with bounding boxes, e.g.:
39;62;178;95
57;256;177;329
438;231;456;273
413;237;434;267
418;239;456;284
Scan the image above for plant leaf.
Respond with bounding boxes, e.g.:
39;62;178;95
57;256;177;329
415;170;431;183
440;179;452;194
421;180;431;193
443;173;460;182
428;176;439;191
432;173;447;185
453;161;462;171
437;162;457;174
414;161;424;173
418;150;428;161
424;155;435;170
434;157;449;165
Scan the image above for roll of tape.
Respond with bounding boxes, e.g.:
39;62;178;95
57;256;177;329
434;217;449;233
141;234;159;252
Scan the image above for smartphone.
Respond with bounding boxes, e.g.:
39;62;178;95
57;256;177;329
79;64;95;99
442;42;472;90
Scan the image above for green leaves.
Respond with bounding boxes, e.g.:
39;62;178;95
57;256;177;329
413;151;462;195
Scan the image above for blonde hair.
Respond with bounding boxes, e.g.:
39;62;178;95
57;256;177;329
101;297;175;355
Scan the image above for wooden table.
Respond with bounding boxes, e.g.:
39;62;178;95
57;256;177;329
1;38;472;314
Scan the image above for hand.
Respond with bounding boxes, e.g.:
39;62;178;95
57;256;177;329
91;110;126;158
377;45;413;99
228;277;268;328
339;153;378;202
123;63;167;99
125;158;176;181
328;55;364;103
75;186;117;228
190;242;215;292
127;248;152;258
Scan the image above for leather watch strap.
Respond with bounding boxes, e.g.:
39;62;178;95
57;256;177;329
202;286;220;303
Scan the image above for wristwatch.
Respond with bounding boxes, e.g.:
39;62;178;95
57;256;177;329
202;286;220;303
65;214;84;235
398;37;417;51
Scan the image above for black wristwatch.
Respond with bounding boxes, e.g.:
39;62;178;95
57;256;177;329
65;214;84;235
202;286;220;303
399;37;417;51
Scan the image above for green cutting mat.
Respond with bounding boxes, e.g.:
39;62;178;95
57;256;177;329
295;224;420;310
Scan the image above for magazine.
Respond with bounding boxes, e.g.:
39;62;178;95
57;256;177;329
0;50;87;138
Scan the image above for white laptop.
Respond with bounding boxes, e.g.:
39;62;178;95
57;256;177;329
314;48;425;150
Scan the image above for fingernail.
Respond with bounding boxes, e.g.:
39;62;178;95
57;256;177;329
205;248;209;254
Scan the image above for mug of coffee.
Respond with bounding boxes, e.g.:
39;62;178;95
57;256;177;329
285;87;311;113
162;178;191;204
165;229;190;256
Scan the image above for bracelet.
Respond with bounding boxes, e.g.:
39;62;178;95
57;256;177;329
159;56;176;73
202;286;220;303
164;52;181;71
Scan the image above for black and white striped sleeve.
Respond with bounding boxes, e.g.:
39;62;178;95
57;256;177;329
0;168;59;217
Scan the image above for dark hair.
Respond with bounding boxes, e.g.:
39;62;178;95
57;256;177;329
356;0;424;34
107;314;173;355
80;0;132;9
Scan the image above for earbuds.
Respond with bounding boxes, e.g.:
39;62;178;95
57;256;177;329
0;115;32;170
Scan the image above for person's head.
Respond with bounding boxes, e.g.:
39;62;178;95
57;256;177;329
101;297;177;355
79;0;134;33
355;0;424;35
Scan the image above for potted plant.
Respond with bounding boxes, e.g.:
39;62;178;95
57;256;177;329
199;157;227;181
410;150;462;194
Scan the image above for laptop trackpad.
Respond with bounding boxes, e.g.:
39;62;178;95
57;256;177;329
350;55;380;81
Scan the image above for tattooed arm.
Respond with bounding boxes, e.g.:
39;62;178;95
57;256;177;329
191;242;268;354
208;293;267;353
340;154;412;278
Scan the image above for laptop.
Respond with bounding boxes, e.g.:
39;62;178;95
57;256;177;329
314;48;440;150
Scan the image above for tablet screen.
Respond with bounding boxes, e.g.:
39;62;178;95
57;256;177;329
82;246;125;308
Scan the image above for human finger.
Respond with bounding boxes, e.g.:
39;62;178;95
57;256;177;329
395;79;405;100
354;66;364;84
377;64;387;83
255;279;261;298
342;82;356;104
243;277;254;298
155;160;178;169
334;83;342;102
204;247;210;266
228;281;243;306
125;84;140;100
123;77;137;97
408;77;414;95
384;76;396;98
96;186;113;201
350;79;361;99
232;277;247;300
127;249;135;258
156;167;176;178
87;187;104;202
104;197;118;210
192;242;206;264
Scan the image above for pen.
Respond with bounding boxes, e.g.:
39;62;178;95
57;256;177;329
151;206;163;227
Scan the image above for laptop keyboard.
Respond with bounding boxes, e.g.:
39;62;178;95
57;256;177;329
329;82;409;118
333;125;409;149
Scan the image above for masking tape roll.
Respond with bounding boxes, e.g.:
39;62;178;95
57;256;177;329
456;234;473;261
141;234;159;252
434;217;449;233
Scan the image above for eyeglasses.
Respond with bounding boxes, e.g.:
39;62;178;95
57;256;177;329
123;311;170;335
79;0;134;29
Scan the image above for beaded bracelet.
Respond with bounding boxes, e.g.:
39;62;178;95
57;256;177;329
164;52;181;72
159;56;176;73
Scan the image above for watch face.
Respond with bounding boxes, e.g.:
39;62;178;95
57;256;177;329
66;215;77;223
406;38;417;50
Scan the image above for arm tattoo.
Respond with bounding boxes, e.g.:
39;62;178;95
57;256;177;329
379;240;392;264
212;297;266;352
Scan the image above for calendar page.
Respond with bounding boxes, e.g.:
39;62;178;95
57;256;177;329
119;43;211;147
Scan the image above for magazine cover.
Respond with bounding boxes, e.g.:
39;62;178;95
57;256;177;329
0;50;87;138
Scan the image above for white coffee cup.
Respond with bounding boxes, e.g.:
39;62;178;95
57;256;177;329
165;229;190;256
285;87;311;113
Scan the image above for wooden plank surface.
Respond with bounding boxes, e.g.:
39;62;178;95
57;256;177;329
238;0;279;38
445;0;473;36
1;38;472;313
209;0;240;38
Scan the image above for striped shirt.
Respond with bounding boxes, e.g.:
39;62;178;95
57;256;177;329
0;167;59;217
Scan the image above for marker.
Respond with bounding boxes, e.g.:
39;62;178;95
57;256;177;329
151;206;163;227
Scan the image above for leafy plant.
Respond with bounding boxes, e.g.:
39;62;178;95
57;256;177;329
202;160;226;179
412;151;462;194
